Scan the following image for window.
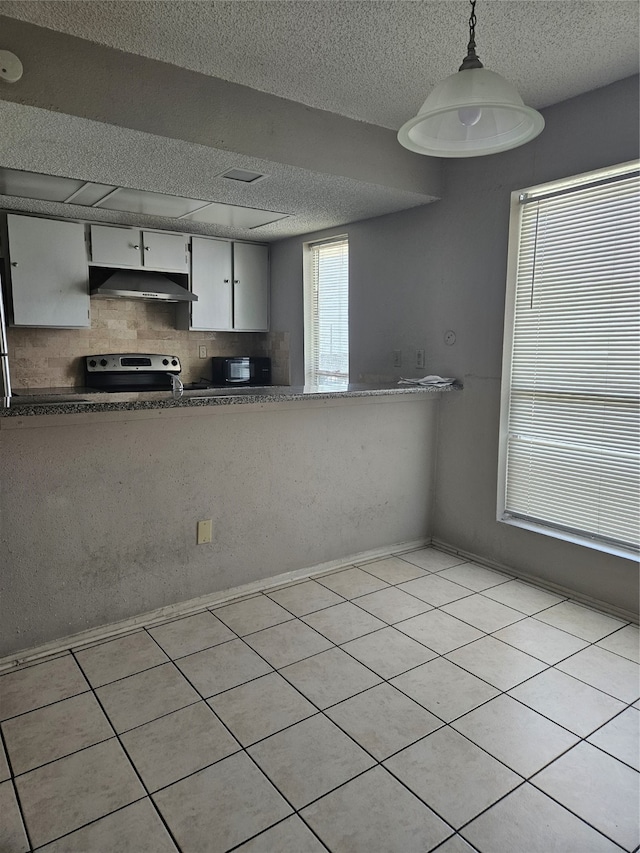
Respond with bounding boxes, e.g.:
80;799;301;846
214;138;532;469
304;237;349;389
498;162;640;555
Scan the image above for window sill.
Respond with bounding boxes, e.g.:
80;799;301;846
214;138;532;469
498;514;639;561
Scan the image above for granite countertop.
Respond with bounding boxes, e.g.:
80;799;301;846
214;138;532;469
2;382;462;417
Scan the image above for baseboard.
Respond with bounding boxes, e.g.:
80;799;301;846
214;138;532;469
431;537;639;624
0;537;431;673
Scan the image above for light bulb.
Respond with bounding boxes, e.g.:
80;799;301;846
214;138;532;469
458;106;482;127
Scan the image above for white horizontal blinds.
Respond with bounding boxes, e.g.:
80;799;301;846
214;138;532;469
310;238;349;387
505;168;640;549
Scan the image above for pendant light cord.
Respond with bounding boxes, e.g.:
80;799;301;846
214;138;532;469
459;0;484;71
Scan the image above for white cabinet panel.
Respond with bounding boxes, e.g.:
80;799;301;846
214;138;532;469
183;238;268;332
142;230;188;273
90;224;142;267
190;237;232;331
233;242;269;331
90;225;188;273
7;215;90;328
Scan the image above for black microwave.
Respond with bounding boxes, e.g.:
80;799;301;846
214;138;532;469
211;357;271;387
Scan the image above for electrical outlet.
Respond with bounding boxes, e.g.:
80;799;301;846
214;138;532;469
199;345;207;359
416;349;425;369
393;350;402;368
197;520;212;544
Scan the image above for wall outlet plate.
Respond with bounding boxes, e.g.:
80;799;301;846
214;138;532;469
197;519;212;544
393;350;402;368
199;345;207;358
416;349;425;369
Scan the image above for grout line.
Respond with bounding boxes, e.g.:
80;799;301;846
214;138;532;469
432;832;482;853
0;726;34;852
529;613;632;645
145;604;465;849
0;686;92;725
525;778;632;851
140;629;313;843
222;813;332;853
454;778;630;853
12;652;154;850
76;658;172;691
81;638;181;850
28;798;153;852
9;732;118;781
69;649;185;853
236;617;561;832
3;563;638;853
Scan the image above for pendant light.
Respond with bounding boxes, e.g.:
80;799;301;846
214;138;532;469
398;0;544;158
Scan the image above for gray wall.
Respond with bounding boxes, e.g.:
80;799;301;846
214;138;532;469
271;76;640;612
0;396;438;657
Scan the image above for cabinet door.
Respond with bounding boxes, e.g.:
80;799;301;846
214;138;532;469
7;215;90;328
142;231;189;273
90;224;143;267
189;237;232;330
233;242;269;331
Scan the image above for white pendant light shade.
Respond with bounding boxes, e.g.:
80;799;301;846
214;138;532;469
398;67;545;157
398;0;545;158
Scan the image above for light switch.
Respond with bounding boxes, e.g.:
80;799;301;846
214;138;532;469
197;520;212;544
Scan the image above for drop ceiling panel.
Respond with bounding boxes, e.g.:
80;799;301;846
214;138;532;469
181;201;290;229
95;186;210;218
0;167;85;202
65;182;116;206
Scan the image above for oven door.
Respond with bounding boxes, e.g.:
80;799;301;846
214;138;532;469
85;372;173;391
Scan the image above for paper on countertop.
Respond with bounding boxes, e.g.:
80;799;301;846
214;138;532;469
398;375;456;387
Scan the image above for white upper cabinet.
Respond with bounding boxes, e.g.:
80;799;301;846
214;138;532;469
142;230;189;272
233;242;269;332
189;236;232;331
89;224;188;273
6;214;90;328
183;237;269;332
4;214;267;332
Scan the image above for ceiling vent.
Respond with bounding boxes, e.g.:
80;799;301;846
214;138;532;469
220;168;268;184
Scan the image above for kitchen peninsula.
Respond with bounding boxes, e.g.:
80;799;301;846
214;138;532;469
3;382;458;417
0;382;456;660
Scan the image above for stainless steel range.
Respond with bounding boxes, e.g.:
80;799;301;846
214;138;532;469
85;353;181;392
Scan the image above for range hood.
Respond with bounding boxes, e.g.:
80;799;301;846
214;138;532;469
90;270;197;302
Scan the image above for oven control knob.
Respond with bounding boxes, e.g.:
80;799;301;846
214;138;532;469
171;359;178;366
89;359;96;367
162;358;169;365
100;359;108;367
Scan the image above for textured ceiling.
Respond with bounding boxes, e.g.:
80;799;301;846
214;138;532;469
0;101;431;241
0;1;637;240
0;0;637;129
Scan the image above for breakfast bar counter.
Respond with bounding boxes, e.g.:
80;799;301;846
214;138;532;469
2;382;461;418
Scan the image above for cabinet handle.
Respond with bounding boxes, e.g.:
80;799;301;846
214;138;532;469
11;261;18;267
233;280;240;284
132;244;140;250
223;279;230;283
144;246;150;251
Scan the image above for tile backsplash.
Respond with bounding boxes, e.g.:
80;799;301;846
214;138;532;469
7;299;290;389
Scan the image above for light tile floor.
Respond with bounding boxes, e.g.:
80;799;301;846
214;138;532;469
1;547;638;852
